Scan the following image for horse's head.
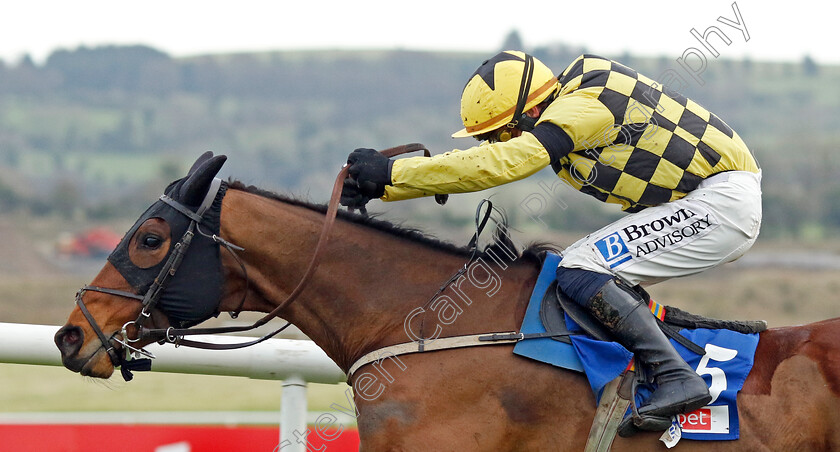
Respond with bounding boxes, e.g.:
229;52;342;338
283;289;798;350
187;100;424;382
55;152;229;379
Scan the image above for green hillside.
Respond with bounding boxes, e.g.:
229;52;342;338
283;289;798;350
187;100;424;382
1;45;838;238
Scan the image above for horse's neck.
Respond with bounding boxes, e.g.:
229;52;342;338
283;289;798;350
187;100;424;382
220;189;538;372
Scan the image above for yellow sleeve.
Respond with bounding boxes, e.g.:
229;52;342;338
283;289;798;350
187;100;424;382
381;185;435;202
385;133;551;198
538;87;618;151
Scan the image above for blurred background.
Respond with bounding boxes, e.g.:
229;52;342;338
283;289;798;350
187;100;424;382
0;0;838;441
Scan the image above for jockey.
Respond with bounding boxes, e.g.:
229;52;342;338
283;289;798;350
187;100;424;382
341;51;762;432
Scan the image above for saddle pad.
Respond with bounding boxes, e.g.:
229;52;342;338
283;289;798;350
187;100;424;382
514;252;759;441
513;252;584;372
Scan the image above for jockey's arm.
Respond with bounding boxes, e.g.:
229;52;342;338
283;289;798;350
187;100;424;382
382;90;611;202
384;133;553;201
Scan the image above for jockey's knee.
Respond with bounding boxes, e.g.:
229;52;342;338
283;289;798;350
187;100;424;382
555;266;613;307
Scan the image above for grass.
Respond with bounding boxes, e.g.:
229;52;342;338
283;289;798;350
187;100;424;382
648;266;840;327
16;150;185;184
0;277;88;325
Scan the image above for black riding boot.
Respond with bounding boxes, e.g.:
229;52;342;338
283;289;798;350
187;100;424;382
586;279;711;427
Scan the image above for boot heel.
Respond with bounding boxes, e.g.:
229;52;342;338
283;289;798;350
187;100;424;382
618;414;672;437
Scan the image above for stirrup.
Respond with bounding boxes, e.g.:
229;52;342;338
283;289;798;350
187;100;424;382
618;413;672;437
617;360;673;437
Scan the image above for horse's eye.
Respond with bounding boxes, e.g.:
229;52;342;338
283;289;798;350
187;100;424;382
141;235;163;249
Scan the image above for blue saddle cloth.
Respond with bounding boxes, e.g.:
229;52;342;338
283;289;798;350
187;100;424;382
513;253;759;441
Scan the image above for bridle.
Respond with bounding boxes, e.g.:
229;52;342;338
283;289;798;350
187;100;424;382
74;176;241;380
74;144;432;381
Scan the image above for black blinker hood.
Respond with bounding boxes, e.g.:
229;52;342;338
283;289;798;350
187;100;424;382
107;152;229;328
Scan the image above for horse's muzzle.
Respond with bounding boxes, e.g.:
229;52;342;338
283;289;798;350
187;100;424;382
54;325;86;371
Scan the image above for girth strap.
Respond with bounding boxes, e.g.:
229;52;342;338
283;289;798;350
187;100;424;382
347;330;575;379
348;332;522;378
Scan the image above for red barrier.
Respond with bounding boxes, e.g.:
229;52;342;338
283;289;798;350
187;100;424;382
0;424;360;452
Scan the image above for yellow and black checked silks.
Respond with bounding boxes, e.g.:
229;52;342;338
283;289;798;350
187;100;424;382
547;55;758;212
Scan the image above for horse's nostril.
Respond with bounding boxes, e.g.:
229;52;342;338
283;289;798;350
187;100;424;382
55;325;84;355
65;329;80;344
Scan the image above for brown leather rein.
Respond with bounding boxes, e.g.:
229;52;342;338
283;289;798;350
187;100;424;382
78;144;432;379
230;143;432;326
270;143;432;313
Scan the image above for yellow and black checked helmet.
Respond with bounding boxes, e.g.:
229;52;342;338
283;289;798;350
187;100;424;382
452;50;558;139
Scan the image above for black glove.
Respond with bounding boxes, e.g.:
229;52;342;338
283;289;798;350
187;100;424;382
346;148;391;199
340;177;371;209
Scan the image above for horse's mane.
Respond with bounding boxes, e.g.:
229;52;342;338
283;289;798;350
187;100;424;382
227;180;558;267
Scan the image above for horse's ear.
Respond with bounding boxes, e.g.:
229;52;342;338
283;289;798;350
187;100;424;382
179;154;227;206
187;151;216;177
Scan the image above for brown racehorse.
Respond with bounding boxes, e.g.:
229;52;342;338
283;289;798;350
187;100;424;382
55;153;840;451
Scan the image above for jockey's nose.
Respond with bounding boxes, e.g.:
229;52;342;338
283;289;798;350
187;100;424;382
54;325;84;357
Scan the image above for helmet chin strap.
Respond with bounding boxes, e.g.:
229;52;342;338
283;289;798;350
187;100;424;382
496;54;537;143
508;54;536;132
